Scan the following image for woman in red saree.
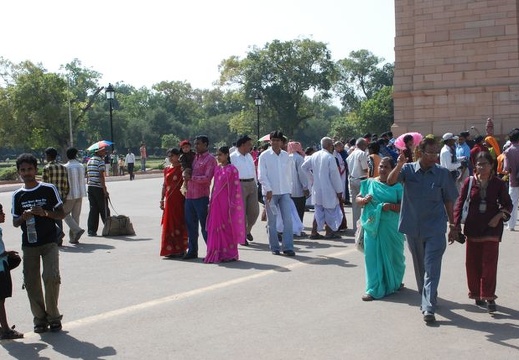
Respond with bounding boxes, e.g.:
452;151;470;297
204;146;246;263
160;148;188;258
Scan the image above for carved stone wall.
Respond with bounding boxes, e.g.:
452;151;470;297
393;0;519;139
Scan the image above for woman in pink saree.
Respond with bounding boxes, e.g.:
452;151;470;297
204;146;246;263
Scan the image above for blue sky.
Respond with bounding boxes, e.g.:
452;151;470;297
2;0;395;89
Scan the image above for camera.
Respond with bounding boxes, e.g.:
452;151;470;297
456;232;466;244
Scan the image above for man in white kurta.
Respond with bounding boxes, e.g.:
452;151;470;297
346;138;369;232
302;137;344;239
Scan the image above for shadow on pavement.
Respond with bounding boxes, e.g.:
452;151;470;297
38;331;116;359
381;287;519;350
100;236;153;242
59;243;115;253
1;331;117;359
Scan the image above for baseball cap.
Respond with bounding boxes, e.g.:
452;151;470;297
442;132;458;141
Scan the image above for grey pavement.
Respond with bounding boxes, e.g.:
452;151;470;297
0;174;518;359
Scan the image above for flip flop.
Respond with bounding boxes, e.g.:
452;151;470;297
324;232;341;239
309;233;324;239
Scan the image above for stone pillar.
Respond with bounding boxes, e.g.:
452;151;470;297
393;0;519;141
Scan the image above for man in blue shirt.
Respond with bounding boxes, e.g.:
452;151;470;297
456;131;472;177
387;137;459;324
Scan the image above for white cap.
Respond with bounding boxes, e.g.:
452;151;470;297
442;132;459;141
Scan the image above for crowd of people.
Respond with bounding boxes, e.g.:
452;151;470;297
0;122;517;339
159;123;518;325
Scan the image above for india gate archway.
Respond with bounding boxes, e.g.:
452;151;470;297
392;0;519;139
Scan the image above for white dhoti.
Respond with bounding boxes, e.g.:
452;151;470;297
314;205;343;232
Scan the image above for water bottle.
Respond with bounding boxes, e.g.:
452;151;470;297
26;216;38;244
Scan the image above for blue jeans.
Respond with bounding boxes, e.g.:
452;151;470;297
265;193;293;252
184;197;209;255
406;234;446;314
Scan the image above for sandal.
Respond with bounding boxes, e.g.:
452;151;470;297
49;321;62;332
309;233;324;239
0;326;24;340
362;294;374;301
324;232;341;239
33;324;48;333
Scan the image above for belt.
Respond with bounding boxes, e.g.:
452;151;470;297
240;178;255;182
350;176;367;180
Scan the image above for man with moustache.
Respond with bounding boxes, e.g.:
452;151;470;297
230;135;260;245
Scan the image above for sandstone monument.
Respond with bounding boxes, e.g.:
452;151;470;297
392;0;519;140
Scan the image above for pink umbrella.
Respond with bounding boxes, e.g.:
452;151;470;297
394;132;423;150
87;140;113;151
259;134;270;142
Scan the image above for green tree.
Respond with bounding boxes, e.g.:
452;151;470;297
218;38;336;137
335;49;393;111
161;134;181;150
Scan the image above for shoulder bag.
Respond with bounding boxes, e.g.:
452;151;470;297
461;176;473;224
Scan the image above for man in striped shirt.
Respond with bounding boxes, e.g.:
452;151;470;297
86;147;109;237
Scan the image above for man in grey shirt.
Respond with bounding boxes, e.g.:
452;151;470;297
387;137;458;324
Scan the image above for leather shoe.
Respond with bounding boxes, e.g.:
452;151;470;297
283;250;296;256
487;300;497;313
271;250;280;255
246;233;254;241
423;312;436;323
182;252;198;260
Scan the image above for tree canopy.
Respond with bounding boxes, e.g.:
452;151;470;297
0;42;394;157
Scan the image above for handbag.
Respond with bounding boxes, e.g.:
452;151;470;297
102;199;136;237
7;252;21;270
102;215;136;236
355;220;364;253
461;176;473;224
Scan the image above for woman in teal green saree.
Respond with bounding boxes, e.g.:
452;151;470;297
357;157;405;301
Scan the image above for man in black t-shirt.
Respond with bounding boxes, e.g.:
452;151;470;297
12;154;65;334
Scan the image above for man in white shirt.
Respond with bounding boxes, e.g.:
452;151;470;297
258;131;295;256
302;137;344;239
346;138;369;232
63;147;86;243
230;135;260;245
440;132;463;191
125;149;136;180
287;141;309;223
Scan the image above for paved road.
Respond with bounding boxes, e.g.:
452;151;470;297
0;174;518;359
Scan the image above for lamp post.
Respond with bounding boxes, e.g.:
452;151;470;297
254;93;263;141
105;83;115;151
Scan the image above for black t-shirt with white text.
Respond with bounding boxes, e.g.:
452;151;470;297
12;182;62;247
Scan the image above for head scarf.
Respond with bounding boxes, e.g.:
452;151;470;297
484;136;501;157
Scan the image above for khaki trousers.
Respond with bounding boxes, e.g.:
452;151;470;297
22;243;62;325
240;181;260;234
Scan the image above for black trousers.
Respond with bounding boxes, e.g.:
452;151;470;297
87;186;109;234
127;163;135;180
291;196;306;222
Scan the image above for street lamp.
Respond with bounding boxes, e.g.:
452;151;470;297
254;92;263;141
105;83;115;151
